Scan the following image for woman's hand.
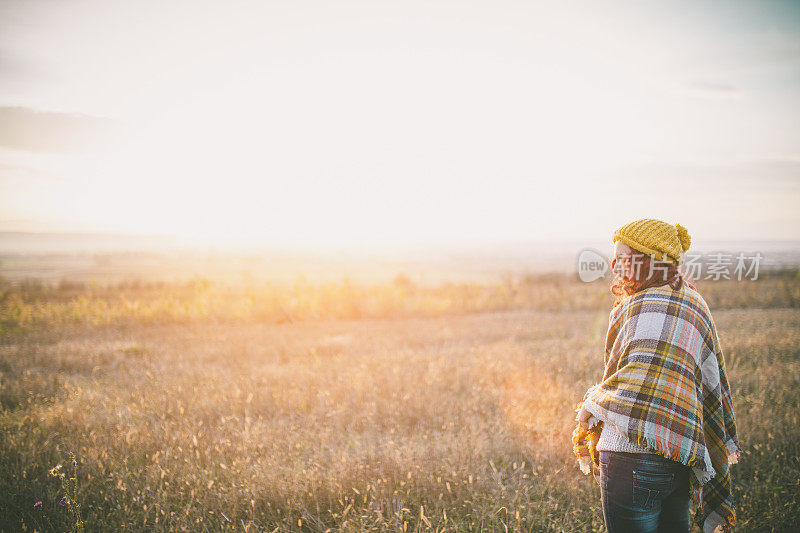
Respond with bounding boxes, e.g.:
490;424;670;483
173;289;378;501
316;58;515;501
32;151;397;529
577;404;593;429
577;384;601;429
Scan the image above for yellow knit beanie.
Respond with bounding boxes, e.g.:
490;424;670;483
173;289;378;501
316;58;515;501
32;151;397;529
612;219;691;265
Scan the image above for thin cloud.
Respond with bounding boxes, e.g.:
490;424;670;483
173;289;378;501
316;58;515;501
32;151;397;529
687;81;742;98
0;106;124;153
0;53;36;79
619;158;800;191
0;161;62;185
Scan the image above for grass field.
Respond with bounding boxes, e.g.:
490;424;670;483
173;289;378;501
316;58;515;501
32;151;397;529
1;272;799;532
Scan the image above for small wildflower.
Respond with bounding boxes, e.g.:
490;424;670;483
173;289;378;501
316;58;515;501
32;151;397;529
59;499;67;506
34;501;42;508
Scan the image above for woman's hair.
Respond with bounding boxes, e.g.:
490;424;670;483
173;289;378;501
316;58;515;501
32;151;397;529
610;251;696;307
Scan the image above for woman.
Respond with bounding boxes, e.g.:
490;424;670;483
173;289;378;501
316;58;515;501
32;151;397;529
572;219;741;533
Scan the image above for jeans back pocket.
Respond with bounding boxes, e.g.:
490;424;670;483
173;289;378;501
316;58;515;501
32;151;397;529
632;468;674;509
598;452;612;491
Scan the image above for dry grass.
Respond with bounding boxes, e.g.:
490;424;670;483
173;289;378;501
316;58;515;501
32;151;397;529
2;271;798;337
1;272;799;531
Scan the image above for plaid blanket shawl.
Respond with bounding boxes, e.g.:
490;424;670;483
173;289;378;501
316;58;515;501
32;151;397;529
572;284;741;533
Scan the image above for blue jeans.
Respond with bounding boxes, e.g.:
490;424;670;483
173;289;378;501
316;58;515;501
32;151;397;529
599;450;691;533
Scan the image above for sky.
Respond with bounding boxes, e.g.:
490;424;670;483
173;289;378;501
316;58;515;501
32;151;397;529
0;0;799;251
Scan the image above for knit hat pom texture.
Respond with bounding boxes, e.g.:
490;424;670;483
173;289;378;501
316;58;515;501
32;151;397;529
675;223;691;252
